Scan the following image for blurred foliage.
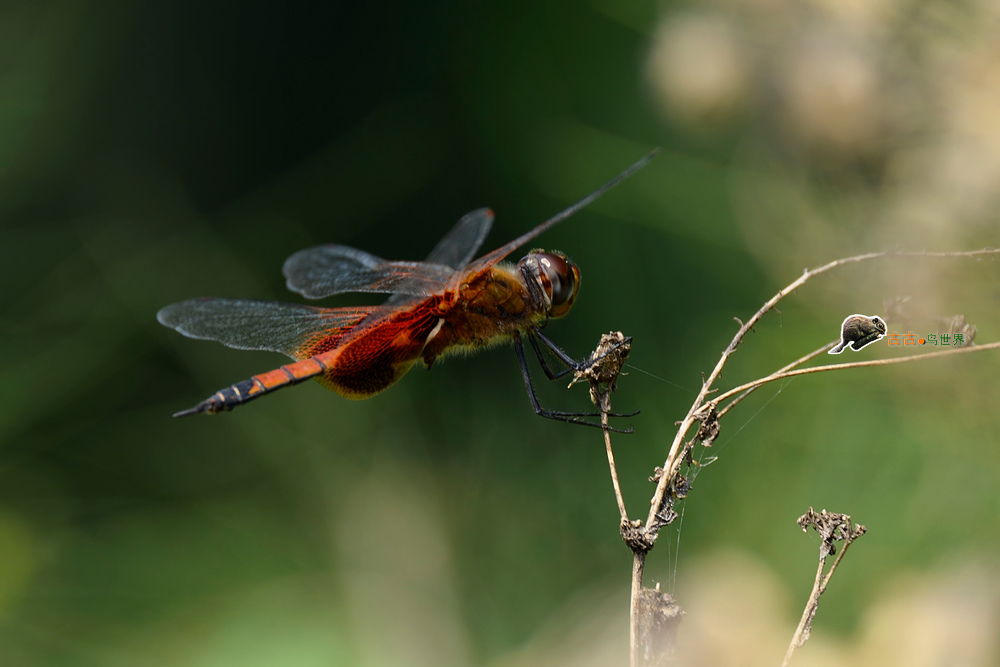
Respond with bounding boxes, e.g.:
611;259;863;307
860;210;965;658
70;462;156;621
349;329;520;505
1;0;999;665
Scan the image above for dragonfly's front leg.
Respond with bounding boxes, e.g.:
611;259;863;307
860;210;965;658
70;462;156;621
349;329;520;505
512;332;636;433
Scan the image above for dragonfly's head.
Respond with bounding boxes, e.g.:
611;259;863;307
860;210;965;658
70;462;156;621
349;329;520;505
519;250;581;319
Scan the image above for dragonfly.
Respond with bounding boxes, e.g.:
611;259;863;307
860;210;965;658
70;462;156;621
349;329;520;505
158;150;657;429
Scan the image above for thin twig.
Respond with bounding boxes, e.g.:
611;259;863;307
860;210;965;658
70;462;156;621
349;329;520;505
820;530;860;591
574;332;661;667
644;248;1000;537
576;332;632;522
717;343;834;418
782;557;826;667
782;509;866;667
601;396;628;522
715;339;1000;411
604;248;997;665
630;552;645;667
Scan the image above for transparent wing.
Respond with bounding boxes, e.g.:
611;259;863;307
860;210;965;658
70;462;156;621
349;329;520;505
282;245;454;300
463;150;659;277
382;208;494;307
422;208;494;269
282;209;492;301
157;298;377;358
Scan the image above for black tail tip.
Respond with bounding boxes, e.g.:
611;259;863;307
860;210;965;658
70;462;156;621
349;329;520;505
172;397;223;417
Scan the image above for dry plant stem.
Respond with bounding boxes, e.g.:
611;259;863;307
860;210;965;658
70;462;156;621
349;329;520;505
644;248;1000;536
577;333;653;667
630;551;645;667
597;383;642;666
782;558;826;667
601;410;641;667
783;511;865;667
717;343;834;418
715;339;1000;410
602;399;629;522
819;535;857;591
619;249;996;663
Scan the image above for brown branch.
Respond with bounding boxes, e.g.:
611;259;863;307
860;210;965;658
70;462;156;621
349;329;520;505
716;343;834;418
574;332;679;667
573;332;633;523
601;400;628;522
715;339;1000;411
782;509;866;667
631;552;644;667
574;248;998;666
644;247;1000;537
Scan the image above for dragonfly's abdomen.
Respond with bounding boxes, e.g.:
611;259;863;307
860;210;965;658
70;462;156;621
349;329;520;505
173;358;329;416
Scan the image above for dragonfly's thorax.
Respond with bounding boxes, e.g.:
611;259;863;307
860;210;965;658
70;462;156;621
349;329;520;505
419;252;580;366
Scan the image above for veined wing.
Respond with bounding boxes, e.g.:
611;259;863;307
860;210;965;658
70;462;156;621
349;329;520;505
157;298;377;358
283;245;454;300
423;208;494;269
383;207;494;307
282;208;492;300
463;150;660;277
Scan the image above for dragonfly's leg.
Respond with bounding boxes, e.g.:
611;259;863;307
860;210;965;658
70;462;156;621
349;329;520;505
528;327;584;373
527;328;640;419
531;327;635;376
513;333;634;433
526;333;574;380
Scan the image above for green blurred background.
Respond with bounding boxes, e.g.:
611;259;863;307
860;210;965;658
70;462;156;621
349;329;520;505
2;1;999;665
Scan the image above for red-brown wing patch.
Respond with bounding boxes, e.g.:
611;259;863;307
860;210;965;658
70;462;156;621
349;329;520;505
310;299;444;399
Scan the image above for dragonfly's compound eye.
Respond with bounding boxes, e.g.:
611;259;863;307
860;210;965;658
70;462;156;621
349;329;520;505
535;252;580;319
